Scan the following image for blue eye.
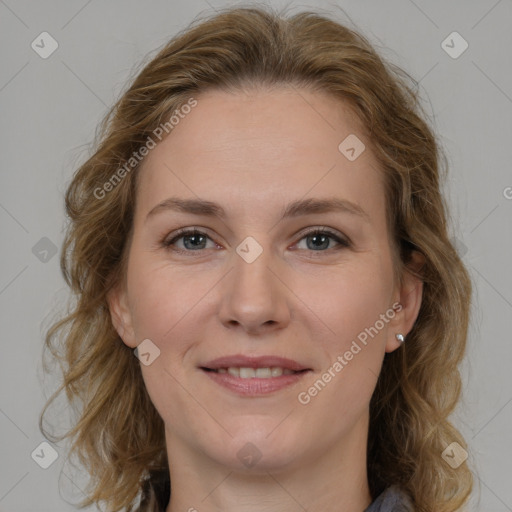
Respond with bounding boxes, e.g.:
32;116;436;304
295;228;350;251
162;227;350;254
162;228;215;251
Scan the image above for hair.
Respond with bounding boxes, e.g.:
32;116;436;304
39;4;474;512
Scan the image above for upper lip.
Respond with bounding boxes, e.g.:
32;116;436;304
201;354;311;371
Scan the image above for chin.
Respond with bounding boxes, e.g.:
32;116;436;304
210;424;309;473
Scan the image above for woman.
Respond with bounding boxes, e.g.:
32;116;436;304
40;5;474;512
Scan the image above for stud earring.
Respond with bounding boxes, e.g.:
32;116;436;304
396;333;405;344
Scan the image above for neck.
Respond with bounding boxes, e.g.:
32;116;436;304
165;413;372;512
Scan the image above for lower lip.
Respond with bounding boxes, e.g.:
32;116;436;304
201;369;310;396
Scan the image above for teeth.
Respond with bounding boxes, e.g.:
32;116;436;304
240;367;256;378
255;367;271;378
216;367;298;378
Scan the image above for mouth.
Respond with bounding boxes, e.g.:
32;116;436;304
201;366;309;378
199;355;312;396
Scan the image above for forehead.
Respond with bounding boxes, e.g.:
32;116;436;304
135;87;385;226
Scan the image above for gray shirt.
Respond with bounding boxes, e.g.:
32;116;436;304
363;485;414;512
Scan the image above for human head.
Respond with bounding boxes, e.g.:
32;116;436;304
40;5;473;512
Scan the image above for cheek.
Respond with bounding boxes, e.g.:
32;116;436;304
126;257;210;422
301;256;394;408
126;253;200;341
287;261;394;446
310;259;393;346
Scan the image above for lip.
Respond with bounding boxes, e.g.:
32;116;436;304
201;354;310;372
201;368;311;396
199;354;312;397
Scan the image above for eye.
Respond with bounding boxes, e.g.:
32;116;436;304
162;228;217;253
161;226;350;255
294;227;350;252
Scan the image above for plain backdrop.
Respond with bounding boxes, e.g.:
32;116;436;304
0;0;511;510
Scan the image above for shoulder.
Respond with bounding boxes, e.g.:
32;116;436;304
364;485;414;512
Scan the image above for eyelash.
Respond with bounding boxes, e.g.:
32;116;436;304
161;227;350;255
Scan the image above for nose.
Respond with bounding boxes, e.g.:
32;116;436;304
217;238;292;335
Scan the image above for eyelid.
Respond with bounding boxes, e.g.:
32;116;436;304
296;226;351;246
161;226;351;253
162;227;218;249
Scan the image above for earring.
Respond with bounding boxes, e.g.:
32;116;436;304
396;333;405;344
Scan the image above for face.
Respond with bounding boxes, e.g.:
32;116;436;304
108;86;422;474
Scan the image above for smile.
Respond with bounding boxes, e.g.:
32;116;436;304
204;366;304;378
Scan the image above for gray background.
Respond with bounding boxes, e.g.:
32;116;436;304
0;0;511;510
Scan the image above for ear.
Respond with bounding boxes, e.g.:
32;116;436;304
106;282;137;348
385;250;425;353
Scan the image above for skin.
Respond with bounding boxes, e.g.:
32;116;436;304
107;86;424;512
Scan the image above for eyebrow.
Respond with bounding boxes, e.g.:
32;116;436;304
145;196;370;223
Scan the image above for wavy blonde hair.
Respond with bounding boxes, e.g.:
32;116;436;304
40;5;474;511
